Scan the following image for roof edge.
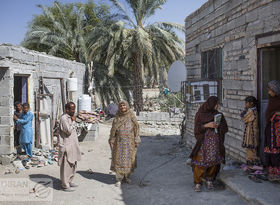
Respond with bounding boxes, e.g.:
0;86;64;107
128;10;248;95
184;0;213;22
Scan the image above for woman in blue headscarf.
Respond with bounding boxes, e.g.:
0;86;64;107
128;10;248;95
14;103;34;159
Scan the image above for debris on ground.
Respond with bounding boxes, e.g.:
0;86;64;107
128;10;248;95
4;169;13;175
15;168;20;174
223;159;242;171
8;147;60;172
87;168;94;174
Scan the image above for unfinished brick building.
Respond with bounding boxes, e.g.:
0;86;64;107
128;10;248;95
0;44;85;162
184;0;280;161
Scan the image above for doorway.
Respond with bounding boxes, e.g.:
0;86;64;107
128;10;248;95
14;75;29;104
259;46;280;164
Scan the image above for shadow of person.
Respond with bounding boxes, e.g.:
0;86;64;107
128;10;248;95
77;171;115;185
29;174;61;190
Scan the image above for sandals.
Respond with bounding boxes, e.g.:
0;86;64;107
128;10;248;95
194;184;202;192
268;175;280;182
206;181;214;190
248;175;262;183
251;170;265;175
255;175;268;181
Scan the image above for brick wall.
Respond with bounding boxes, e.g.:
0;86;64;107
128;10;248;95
184;0;280;161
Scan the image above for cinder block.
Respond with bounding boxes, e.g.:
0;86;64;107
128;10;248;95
0;83;11;94
0;116;11;125
0;97;10;107
1;135;10;145
0;145;11;155
0;126;10;135
0;154;12;165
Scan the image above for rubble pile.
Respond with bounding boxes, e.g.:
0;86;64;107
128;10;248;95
76;110;100;139
4;147;59;174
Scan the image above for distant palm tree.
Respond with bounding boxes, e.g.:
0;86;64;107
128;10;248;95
88;0;185;115
23;2;88;62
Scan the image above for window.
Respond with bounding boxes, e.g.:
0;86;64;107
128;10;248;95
201;48;223;100
201;48;223;79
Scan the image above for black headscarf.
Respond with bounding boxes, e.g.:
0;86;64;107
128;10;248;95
190;96;228;162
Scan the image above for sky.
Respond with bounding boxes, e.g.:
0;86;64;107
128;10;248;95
0;0;208;45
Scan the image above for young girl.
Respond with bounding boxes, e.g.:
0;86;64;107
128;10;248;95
240;96;260;165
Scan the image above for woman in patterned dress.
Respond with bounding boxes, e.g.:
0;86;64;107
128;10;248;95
264;80;280;181
109;100;141;187
190;96;228;192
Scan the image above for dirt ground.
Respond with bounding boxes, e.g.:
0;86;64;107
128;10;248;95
0;123;247;205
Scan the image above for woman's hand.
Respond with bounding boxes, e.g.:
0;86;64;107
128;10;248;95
135;143;138;148
109;142;114;149
204;122;218;129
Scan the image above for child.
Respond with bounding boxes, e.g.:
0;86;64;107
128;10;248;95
240;96;260;165
14;103;34;160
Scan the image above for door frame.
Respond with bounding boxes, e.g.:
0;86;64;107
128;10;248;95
257;38;280;163
14;74;30;104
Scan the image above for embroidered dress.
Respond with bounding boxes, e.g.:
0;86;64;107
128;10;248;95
264;113;280;154
111;120;137;174
264;113;280;179
192;129;223;167
241;108;260;164
110;118;140;175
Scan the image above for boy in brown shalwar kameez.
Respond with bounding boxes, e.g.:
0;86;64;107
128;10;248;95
58;102;81;192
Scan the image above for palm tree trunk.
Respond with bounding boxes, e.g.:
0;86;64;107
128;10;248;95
133;53;144;115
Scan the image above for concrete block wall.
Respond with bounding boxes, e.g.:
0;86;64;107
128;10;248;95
0;68;14;154
0;44;86;155
184;0;280;161
137;111;184;127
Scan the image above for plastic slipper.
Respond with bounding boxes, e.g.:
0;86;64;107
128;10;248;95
248;175;262;183
251;170;265;175
194;184;202;192
255;175;268;181
241;164;248;172
252;165;263;170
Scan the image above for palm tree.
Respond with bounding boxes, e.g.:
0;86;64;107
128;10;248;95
89;0;185;115
22;1;131;105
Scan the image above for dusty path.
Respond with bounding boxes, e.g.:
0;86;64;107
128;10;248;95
0;123;247;205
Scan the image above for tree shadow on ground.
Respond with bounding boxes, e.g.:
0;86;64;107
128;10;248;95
29;174;61;190
77;171;115;185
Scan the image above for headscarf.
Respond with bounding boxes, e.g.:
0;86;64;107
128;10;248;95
268;80;280;95
190;96;228;161
109;100;139;142
266;81;280;122
195;96;219;125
